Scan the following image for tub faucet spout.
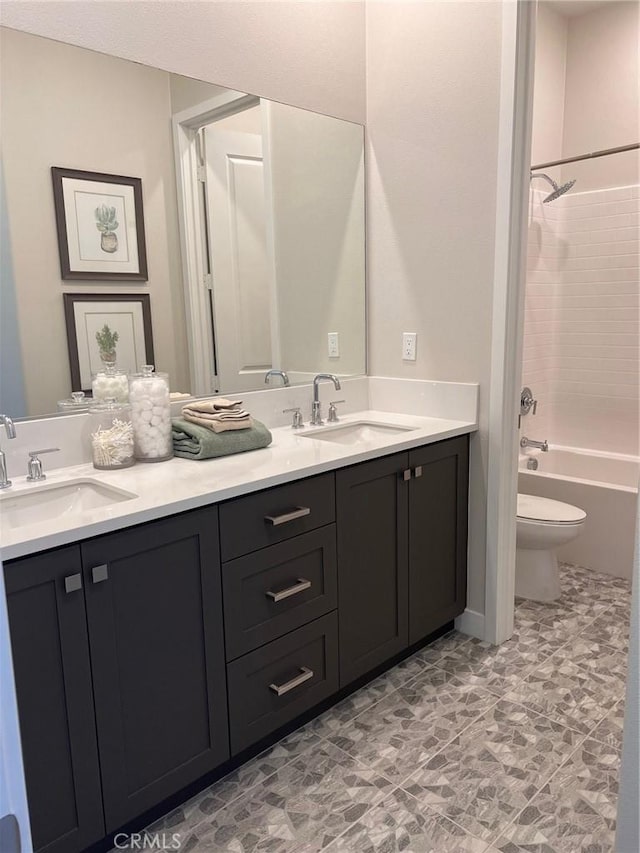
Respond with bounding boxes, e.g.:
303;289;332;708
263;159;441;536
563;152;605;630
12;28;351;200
520;436;548;452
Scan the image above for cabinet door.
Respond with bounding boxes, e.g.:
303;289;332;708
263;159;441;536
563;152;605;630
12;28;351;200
5;547;104;853
408;435;469;644
337;452;409;686
82;508;229;830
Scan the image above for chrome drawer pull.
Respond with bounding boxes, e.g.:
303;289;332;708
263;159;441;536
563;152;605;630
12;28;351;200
414;466;423;478
64;573;82;594
269;666;314;697
264;506;311;526
92;564;109;584
266;578;312;603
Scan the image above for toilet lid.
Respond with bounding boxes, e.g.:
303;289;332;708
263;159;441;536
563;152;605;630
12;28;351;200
517;494;586;524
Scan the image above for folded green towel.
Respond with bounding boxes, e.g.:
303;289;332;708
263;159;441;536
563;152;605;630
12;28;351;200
171;417;272;460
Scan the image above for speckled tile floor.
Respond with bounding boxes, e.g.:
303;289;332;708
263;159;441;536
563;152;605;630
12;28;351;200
144;563;631;852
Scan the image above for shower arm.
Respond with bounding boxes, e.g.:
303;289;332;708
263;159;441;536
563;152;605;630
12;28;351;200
531;142;639;171
529;173;556;189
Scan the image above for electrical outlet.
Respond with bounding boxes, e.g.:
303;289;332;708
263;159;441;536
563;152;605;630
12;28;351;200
328;332;340;358
402;332;417;361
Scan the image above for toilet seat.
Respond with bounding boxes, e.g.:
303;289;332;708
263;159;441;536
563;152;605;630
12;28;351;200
517;494;586;525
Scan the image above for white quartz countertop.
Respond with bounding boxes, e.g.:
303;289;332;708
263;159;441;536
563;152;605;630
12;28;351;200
0;410;476;561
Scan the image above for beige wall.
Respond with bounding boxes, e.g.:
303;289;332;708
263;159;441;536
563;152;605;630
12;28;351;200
366;1;503;615
562;1;640;191
0;0;366;125
169;74;230;115
1;28;190;414
267;102;366;377
531;3;568;185
2;0;503;620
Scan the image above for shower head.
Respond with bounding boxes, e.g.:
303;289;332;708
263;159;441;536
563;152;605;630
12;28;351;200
543;178;576;202
530;172;576;203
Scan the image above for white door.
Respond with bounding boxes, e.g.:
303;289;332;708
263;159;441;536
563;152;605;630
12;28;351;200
204;127;278;392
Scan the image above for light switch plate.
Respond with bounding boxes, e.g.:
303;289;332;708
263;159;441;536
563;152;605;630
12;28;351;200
402;332;417;361
328;332;340;358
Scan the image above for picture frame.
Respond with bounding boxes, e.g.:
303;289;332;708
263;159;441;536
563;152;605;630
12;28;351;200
52;167;148;281
63;293;155;393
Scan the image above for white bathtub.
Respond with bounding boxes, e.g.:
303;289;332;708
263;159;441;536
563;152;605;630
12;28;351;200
519;446;639;580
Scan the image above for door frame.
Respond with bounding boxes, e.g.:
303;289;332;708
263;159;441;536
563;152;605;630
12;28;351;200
484;0;537;644
172;91;259;396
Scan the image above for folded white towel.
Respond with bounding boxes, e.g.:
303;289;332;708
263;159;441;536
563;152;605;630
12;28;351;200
183;406;250;420
182;411;253;433
186;398;243;413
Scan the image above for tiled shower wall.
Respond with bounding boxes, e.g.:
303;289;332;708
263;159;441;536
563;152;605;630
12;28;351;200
522;185;640;456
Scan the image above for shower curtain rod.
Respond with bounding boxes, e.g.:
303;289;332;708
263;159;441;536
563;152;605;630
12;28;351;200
531;142;639;171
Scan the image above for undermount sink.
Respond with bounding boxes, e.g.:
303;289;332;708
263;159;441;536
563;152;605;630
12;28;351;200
299;421;416;446
0;479;138;530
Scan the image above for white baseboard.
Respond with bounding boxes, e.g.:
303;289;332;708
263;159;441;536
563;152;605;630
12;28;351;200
455;608;486;641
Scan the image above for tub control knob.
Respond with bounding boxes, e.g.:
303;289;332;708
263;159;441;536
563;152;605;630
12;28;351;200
520;387;538;416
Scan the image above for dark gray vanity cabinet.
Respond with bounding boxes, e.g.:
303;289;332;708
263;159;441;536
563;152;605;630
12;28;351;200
337;435;470;682
5;507;229;852
408;435;469;644
336;452;410;685
82;507;229;831
5;434;470;853
4;546;104;853
220;473;339;754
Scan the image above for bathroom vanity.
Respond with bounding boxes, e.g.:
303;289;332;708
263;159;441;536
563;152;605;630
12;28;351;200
2;414;471;853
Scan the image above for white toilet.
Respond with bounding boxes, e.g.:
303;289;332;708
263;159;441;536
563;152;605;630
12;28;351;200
516;494;586;601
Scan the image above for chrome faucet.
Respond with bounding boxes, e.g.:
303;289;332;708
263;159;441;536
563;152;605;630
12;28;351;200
264;369;290;387
0;414;17;490
520;436;548;452
311;374;341;426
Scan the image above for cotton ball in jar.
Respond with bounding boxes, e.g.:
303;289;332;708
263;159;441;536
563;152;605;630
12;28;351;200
129;366;173;461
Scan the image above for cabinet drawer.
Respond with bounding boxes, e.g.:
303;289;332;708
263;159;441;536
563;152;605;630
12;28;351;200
219;472;335;561
223;526;337;660
227;612;338;754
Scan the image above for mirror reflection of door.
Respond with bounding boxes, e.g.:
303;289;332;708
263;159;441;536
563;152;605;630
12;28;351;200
203;117;280;392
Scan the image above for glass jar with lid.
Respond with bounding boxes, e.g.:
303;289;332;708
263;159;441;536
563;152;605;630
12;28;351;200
129;365;173;462
92;364;129;404
57;391;89;413
89;398;135;470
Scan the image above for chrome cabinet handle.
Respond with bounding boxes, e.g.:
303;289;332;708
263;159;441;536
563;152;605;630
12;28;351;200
64;573;82;594
266;578;311;603
402;469;411;481
269;666;314;696
264;506;310;526
92;564;109;584
414;466;423;478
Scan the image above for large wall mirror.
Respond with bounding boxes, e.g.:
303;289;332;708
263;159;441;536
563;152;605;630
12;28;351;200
0;27;366;419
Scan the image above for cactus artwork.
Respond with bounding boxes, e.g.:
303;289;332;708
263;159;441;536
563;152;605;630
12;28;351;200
95;204;119;253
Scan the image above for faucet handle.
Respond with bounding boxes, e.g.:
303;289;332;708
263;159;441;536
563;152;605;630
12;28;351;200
283;408;304;429
26;448;60;482
327;400;345;423
520;387;538;416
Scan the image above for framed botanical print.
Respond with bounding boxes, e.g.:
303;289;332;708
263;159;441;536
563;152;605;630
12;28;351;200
63;293;154;392
52;167;148;281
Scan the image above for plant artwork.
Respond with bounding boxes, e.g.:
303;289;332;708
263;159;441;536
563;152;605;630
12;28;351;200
64;294;154;392
52;168;147;281
95;204;119;253
95;323;119;365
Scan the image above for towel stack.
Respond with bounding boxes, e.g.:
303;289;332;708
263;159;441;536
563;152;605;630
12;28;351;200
182;398;252;433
